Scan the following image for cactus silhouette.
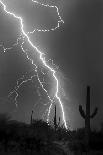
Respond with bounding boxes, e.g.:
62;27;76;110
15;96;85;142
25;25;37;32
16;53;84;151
31;110;33;125
53;105;61;131
58;117;60;126
79;86;98;151
54;105;57;132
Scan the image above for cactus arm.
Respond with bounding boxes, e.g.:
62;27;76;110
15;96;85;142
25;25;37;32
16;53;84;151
90;107;98;119
79;105;86;119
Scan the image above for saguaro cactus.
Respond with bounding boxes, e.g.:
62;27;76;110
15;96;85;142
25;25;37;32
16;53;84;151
79;86;98;150
58;117;60;126
31;110;33;124
54;105;57;132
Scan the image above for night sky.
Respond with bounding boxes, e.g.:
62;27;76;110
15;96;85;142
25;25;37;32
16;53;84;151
0;0;103;130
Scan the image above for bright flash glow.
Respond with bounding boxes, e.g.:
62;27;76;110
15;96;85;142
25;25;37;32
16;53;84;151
0;0;68;129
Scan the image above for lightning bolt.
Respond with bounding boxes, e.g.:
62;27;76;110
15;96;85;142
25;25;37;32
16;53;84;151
0;0;68;129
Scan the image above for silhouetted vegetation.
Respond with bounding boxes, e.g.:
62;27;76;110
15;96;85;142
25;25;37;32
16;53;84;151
0;113;69;155
0;112;103;155
79;86;98;153
68;127;103;155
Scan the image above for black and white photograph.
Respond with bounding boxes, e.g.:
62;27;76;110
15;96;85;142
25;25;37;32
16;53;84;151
0;0;102;154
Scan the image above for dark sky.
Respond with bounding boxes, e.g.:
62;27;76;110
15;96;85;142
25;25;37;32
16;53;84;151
0;0;103;130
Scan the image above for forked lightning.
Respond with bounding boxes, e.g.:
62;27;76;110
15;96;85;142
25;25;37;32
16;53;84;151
0;0;67;129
